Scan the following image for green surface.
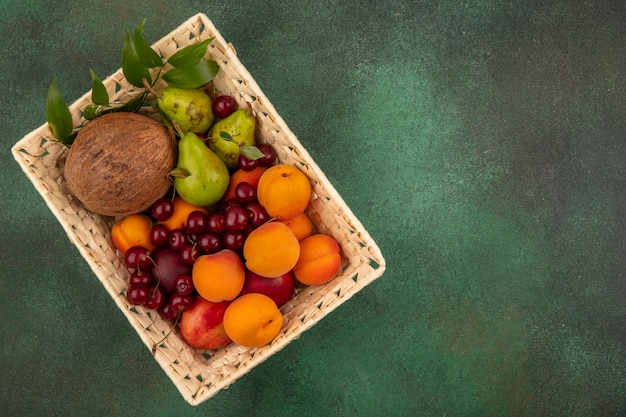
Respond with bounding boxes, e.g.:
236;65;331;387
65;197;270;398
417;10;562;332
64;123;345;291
2;1;625;416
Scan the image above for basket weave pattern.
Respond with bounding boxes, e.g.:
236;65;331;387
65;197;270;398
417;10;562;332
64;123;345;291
12;13;385;405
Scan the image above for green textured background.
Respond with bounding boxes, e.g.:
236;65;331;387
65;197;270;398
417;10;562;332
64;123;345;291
1;1;625;416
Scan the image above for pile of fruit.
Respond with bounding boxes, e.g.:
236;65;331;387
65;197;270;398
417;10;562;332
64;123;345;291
46;22;343;351
108;89;343;350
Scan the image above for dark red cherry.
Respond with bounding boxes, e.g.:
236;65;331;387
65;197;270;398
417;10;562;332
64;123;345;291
212;95;237;119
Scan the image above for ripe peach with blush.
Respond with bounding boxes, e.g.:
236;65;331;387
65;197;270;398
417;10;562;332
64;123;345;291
180;297;232;350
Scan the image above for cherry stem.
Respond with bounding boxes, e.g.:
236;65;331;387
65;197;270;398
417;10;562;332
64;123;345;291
151;310;182;356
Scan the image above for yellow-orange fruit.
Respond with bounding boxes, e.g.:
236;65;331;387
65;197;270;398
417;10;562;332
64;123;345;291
193;249;245;302
111;214;156;253
293;234;342;285
223;293;283;347
257;164;312;220
278;212;313;241
243;222;300;278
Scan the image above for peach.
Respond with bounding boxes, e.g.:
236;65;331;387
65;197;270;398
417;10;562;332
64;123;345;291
243;222;300;278
257;164;312;220
180;298;232;350
223;293;283;347
293;234;342;285
111;214;156;253
192;249;245;302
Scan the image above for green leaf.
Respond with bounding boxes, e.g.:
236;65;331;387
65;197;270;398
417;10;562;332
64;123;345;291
166;38;213;67
45;78;73;143
121;31;152;88
134;19;164;68
219;131;233;141
115;91;149;112
162;60;219;89
89;69;109;106
239;145;265;160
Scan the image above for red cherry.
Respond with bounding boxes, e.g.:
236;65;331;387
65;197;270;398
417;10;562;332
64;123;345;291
246;203;270;228
126;285;149;305
169;293;195;313
174;274;195;296
207;212;226;234
124;246;152;269
238;154;259;171
151;197;174;221
224;205;249;232
256;143;277;167
180;243;201;265
144;286;166;310
168;229;187;251
234;182;257;204
197;232;222;254
186;211;209;234
150;223;170;247
212;95;237;119
129;269;154;287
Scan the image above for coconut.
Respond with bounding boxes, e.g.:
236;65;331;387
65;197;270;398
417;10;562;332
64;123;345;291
64;112;177;217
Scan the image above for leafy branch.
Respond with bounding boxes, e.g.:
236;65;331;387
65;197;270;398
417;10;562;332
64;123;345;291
46;19;219;146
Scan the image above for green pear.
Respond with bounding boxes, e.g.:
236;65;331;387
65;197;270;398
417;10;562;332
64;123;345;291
157;87;214;134
171;132;230;207
206;107;256;169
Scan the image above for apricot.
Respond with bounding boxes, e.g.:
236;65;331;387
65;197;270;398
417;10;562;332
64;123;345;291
111;214;156;253
192;249;245;302
293;234;342;285
222;165;267;201
159;195;208;231
257;164;312;220
223;293;283;347
243;222;300;278
278;211;313;241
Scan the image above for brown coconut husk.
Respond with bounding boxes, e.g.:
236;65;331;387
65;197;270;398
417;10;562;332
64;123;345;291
64;112;177;217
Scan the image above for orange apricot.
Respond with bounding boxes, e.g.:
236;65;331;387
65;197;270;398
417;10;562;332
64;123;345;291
192;249;245;302
293;234;342;285
278;211;313;241
243;222;300;278
257;164;312;221
222;165;267;201
223;293;283;347
111;214;156;253
159;195;208;231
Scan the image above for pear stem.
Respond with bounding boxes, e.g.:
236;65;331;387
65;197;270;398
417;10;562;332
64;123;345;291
171;120;186;138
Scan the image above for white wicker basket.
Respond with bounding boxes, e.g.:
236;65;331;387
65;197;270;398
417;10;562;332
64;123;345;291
11;13;386;405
